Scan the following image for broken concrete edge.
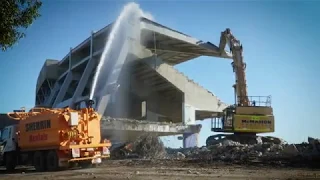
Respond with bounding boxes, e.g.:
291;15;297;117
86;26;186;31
101;116;202;134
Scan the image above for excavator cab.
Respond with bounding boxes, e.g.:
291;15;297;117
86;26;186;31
211;96;275;134
211;105;235;133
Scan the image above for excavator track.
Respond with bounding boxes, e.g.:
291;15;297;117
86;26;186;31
206;134;283;147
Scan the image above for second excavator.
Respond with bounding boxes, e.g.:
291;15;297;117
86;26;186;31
206;28;280;146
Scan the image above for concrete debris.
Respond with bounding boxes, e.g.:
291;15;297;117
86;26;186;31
222;140;241;146
166;137;320;164
282;144;299;157
308;137;320;152
132;134;167;159
264;136;287;145
256;136;263;144
124;134;320;168
176;152;186;159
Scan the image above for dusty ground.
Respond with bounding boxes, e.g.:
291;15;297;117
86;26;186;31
0;160;319;180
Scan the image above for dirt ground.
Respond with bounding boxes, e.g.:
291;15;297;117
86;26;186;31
0;160;319;180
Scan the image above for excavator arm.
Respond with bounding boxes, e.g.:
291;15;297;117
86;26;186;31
218;28;250;106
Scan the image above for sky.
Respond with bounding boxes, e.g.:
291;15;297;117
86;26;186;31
0;0;319;148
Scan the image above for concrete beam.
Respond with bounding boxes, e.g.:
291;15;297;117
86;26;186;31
140;22;200;45
100;118;202;142
70;58;95;108
52;72;73;107
44;83;60;106
140;57;228;112
145;42;215;57
55;98;72;108
145;42;232;59
141;20;232;59
199;42;232;59
101;119;201;134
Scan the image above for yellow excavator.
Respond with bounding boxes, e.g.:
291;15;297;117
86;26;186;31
206;28;279;146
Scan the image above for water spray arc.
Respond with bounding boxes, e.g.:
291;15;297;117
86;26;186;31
89;2;153;104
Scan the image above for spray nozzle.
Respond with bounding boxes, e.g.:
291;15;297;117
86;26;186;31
87;100;95;108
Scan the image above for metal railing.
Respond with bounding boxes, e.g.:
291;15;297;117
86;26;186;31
238;95;272;107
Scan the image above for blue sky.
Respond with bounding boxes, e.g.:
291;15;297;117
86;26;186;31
0;0;319;148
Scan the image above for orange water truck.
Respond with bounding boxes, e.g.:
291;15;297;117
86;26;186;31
0;100;111;171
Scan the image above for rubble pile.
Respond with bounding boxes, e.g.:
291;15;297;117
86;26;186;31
122;134;320;167
132;134;167;159
166;137;320;165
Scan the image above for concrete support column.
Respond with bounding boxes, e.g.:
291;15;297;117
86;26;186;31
69;47;72;70
183;104;196;125
182;103;198;148
96;94;111;116
70;58;95;108
69;31;95;108
141;101;146;118
44;83;60;106
183;133;199;148
52;72;73;107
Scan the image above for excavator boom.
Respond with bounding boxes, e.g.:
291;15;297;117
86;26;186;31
219;28;249;106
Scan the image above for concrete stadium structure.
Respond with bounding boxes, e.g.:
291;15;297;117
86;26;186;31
35;18;231;147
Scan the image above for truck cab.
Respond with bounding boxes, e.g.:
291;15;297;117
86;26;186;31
0;125;18;166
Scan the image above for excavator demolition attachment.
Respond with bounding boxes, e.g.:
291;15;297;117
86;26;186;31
206;28;281;146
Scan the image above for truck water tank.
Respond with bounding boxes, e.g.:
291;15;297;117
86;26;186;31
16;108;102;150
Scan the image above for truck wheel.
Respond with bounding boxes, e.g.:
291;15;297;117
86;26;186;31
5;152;17;171
33;151;46;172
46;150;59;171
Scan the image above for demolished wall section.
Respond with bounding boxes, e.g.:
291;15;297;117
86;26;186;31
141;57;228;113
